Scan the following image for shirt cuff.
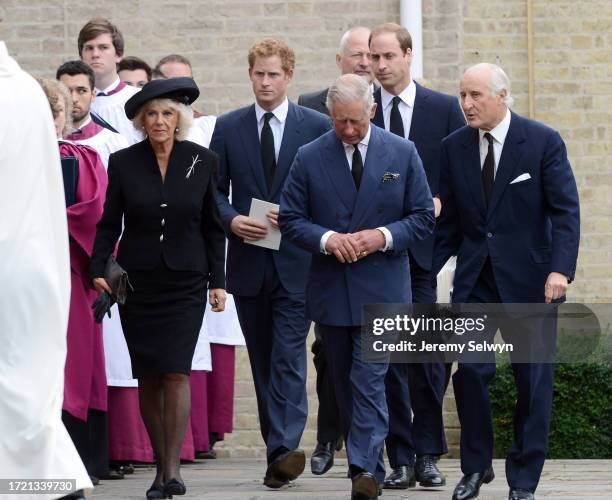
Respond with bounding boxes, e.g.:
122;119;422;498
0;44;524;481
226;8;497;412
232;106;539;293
377;227;393;252
320;230;336;254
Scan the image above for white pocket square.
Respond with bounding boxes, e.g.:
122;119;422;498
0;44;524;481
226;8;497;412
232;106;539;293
510;173;531;184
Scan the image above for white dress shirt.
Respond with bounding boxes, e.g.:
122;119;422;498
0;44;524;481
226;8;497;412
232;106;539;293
255;98;288;162
479;108;511;176
380;80;417;139
319;125;393;254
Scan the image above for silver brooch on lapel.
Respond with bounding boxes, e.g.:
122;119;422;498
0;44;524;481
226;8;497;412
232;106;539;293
186;154;202;179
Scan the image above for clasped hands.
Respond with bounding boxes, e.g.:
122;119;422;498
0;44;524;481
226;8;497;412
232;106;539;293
325;229;386;264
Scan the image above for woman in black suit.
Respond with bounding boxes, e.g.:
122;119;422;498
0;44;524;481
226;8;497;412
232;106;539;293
90;78;226;499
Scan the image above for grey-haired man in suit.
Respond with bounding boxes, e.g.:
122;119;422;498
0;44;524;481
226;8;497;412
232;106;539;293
297;26;377;476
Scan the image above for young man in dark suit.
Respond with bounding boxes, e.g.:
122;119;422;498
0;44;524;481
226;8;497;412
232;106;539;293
369;22;466;490
433;63;579;500
209;38;330;489
280;73;435;500
297;25;376;476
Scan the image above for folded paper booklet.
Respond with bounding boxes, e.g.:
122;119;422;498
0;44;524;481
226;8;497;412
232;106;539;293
246;198;281;251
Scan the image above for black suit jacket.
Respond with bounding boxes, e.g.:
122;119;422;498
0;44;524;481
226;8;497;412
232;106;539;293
90;139;226;289
298;88;329;115
372;82;465;270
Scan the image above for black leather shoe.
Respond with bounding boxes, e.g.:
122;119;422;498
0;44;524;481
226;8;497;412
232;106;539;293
383;465;415;489
263;449;306;488
351;472;379;499
163;478;186;497
336;436;344;451
146;482;166;499
509;489;534;500
311;441;335;475
452;467;495;500
415;454;446;487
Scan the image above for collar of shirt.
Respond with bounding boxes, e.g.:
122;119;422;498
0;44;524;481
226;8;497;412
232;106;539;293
96;77;121;96
255;98;289;126
73;115;92;133
342;125;371;168
380;80;416;111
479;107;511;148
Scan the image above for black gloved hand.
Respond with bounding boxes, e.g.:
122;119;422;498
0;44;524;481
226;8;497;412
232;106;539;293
92;291;113;323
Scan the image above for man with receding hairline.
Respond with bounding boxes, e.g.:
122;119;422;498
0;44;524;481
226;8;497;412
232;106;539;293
432;63;579;500
298;25;377;476
299;26;375;116
280;73;434;500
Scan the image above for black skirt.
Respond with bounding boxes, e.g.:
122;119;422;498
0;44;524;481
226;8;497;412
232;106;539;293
118;260;206;378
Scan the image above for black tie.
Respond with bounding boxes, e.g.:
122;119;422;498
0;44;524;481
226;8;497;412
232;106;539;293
261;112;276;189
482;132;495;206
351;144;363;189
390;96;405;138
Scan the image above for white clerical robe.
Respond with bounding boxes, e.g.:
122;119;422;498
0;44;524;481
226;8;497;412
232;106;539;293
0;41;92;498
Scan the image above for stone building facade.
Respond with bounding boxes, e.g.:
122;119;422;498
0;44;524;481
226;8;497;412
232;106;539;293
2;0;609;458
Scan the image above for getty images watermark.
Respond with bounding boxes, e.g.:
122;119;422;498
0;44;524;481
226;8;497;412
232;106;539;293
361;303;612;364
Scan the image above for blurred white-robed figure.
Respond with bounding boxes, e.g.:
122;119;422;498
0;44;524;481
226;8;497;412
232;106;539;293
0;41;92;498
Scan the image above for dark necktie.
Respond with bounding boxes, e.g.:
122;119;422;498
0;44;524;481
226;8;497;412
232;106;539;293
260;112;276;189
351;144;363;189
482;132;495;206
390;96;405;138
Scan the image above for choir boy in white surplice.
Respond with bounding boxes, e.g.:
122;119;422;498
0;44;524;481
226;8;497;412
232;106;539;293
78;18;142;144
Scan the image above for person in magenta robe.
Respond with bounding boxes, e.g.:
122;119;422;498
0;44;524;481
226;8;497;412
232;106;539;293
37;78;111;490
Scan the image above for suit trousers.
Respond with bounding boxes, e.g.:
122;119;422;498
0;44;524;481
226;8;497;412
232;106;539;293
385;256;449;467
233;252;310;462
320;324;389;485
453;259;555;492
312;324;341;443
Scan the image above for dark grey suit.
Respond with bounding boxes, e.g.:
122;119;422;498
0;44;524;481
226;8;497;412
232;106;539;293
298;89;329;116
298;84;380;118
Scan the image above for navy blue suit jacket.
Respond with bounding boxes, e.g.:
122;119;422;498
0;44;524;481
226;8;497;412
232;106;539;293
373;83;465;270
432;112;580;303
210;101;330;296
279;125;435;326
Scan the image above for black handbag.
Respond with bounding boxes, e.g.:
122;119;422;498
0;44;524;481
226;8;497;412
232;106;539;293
103;254;133;306
92;255;133;323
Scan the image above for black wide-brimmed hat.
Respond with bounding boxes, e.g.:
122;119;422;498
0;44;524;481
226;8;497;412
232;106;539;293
124;77;200;119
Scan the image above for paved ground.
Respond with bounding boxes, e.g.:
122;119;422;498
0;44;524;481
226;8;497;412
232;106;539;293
91;458;611;499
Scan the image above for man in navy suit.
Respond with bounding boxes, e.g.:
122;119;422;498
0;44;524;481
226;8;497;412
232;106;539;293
209;38;330;488
369;22;466;490
280;74;435;500
298;25;376;476
432;63;580;500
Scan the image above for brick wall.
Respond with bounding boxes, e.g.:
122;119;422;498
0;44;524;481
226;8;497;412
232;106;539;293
2;0;609;459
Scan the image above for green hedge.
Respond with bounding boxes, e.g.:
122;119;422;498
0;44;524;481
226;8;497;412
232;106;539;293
490;363;612;458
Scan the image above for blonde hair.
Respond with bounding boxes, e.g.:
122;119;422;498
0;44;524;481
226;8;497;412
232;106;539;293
248;38;295;73
36;77;73;137
132;98;194;141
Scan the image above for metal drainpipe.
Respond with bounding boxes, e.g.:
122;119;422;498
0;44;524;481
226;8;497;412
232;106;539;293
527;0;535;118
400;0;423;79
